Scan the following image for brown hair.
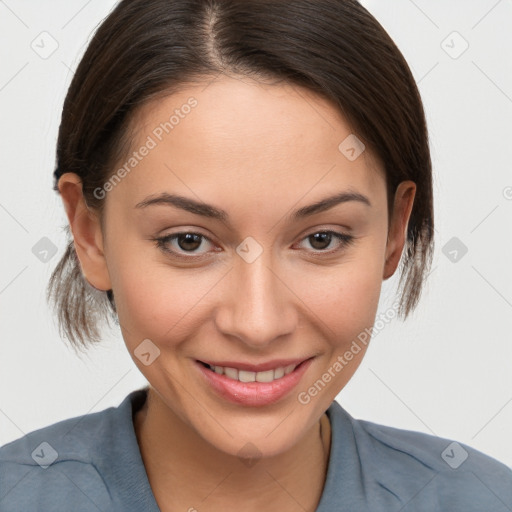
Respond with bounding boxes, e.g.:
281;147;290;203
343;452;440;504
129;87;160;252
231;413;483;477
47;0;434;352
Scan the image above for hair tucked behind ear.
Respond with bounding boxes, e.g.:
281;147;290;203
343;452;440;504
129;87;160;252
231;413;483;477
48;0;434;350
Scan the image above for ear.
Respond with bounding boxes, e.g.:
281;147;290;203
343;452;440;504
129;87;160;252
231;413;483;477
383;180;416;280
58;173;112;291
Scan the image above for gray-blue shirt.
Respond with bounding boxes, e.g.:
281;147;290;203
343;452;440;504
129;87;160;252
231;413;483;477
1;386;511;511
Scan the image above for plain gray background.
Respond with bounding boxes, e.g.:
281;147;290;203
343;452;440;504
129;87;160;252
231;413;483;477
1;0;511;468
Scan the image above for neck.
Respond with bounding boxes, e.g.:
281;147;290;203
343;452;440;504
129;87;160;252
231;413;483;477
134;387;331;512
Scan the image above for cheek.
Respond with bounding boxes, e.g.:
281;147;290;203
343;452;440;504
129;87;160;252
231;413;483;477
299;250;384;333
109;242;222;347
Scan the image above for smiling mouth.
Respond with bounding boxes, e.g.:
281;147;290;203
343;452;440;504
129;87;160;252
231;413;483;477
198;359;311;384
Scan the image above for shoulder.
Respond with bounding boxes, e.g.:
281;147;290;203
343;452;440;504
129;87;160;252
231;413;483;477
0;402;118;463
0;404;116;511
0;389;146;512
327;401;512;511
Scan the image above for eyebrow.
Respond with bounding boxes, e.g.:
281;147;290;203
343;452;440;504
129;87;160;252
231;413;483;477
134;190;371;224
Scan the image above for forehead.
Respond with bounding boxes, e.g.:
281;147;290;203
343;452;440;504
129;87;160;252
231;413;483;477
111;75;385;209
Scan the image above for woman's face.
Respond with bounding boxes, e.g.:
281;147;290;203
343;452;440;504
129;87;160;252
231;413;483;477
63;75;415;458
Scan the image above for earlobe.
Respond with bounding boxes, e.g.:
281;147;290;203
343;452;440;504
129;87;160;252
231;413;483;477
383;181;416;280
58;173;112;291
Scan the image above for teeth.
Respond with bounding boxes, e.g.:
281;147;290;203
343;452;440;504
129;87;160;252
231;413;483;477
224;367;238;380
208;363;298;383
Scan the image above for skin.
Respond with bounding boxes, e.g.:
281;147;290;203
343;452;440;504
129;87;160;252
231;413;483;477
58;75;415;511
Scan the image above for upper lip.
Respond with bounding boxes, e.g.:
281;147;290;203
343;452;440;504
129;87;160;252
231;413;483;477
198;357;312;373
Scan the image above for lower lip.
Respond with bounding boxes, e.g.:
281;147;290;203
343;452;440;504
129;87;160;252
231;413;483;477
196;358;314;407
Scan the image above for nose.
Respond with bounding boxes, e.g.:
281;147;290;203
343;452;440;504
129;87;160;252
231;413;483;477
214;249;297;349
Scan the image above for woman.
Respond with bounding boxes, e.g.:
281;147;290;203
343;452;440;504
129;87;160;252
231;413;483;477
1;0;511;510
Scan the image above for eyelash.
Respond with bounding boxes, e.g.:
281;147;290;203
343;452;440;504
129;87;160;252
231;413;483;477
152;229;355;260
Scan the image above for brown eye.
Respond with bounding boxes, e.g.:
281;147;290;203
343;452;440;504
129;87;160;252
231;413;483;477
176;233;203;251
308;232;333;250
298;230;355;255
153;231;214;259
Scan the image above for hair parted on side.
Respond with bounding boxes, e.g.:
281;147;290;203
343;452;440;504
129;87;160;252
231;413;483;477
47;0;434;352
